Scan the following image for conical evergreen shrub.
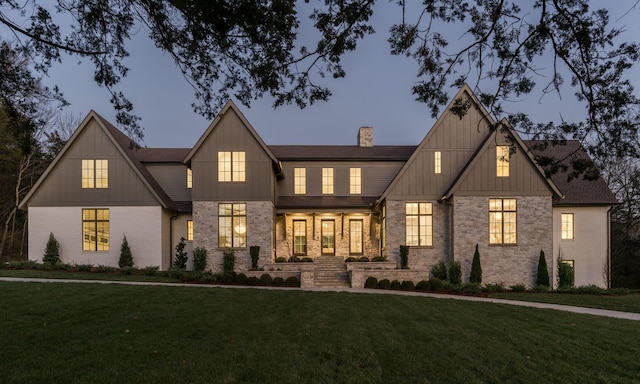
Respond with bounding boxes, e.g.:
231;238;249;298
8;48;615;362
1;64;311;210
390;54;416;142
536;249;549;287
43;232;60;265
119;235;134;268
470;244;482;284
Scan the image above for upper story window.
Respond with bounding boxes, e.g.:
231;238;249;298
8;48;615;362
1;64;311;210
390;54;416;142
561;213;574;240
350;167;362;195
294;168;306;194
322;168;334;194
218;151;245;182
496;146;510;177
186;168;192;189
405;202;433;247
82;208;109;251
82;159;108;188
489;198;517;244
434;151;442;174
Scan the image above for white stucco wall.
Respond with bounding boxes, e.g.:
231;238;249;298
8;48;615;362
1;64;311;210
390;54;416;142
553;206;611;288
28;206;165;268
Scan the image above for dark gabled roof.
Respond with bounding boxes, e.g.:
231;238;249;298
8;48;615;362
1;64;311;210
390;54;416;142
269;145;416;161
137;148;191;163
524;140;618;205
277;196;378;209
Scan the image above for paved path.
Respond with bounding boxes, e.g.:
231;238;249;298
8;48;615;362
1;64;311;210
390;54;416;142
2;277;639;321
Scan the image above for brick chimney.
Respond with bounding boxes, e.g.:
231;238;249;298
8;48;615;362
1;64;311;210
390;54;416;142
357;126;373;147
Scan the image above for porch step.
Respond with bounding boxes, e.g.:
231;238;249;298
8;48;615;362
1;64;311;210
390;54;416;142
313;257;351;288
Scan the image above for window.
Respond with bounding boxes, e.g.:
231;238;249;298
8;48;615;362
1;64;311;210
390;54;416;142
218;203;246;248
496;146;510;177
82;159;108;188
321;220;335;255
322;168;334;194
489;198;517;244
186;168;192;189
187;220;193;241
350;168;362;194
82;209;109;251
293;220;307;255
350;219;363;255
434;151;441;174
561;213;574;240
294;168;306;194
405;202;433;246
218;151;245;182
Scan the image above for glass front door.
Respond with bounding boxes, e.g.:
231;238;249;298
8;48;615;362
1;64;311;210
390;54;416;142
321;220;335;255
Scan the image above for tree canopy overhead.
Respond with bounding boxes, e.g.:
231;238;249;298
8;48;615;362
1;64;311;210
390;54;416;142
0;0;638;175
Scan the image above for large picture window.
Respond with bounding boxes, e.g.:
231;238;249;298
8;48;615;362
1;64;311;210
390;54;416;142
82;159;108;188
405;202;433;246
218;203;246;248
489;198;517;244
82;209;109;251
218;151;245;182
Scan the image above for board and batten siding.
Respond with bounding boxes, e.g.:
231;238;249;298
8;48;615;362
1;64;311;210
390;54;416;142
190;108;275;201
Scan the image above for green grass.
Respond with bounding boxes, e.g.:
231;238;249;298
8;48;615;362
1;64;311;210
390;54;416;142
0;268;177;283
489;292;640;313
1;282;639;384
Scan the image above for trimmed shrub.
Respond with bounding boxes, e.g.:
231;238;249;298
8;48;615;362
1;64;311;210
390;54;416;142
193;247;208;272
415;280;431;291
284;276;300;287
461;282;481;294
449;261;462;285
121;266;135;275
95;265;116;273
536;249;550;287
223;248;235;272
250;245;260;270
247;276;261;286
142;266;159;276
259;273;273;286
364;276;378;289
371;255;387;262
168;266;186;280
558;259;575;288
288;255;300;262
470;244;482;284
43;232;60;265
345;257;357;262
275;257;287;263
510;284;526;292
173;237;188;269
431;261;448;281
301;257;313;262
399;245;409;269
235;273;248;285
534;284;549;293
358;256;369;262
430;277;445;292
221;271;236;284
272;277;285;287
118;235;134;268
390;279;401;290
400;280;415;291
483;283;506;293
378;279;391;290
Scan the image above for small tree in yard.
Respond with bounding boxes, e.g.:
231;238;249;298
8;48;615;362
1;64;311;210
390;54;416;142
399;245;409;269
192;247;207;272
43;232;60;265
558;258;575;288
223;248;235;272
536;249;550;287
119;235;133;268
249;245;260;270
173;237;188;270
470;244;482;284
449;261;462;285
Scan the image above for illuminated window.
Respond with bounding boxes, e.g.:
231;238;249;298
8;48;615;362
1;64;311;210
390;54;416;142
293;220;307;255
82;209;109;251
218;203;246;248
561;213;574;240
218;151;245;182
434;151;441;174
322;168;334;194
350;168;362;194
496;146;510;177
405;203;433;246
489;198;517;244
82;159;108;188
294;168;306;194
187;220;193;241
350;220;363;255
187;168;192;189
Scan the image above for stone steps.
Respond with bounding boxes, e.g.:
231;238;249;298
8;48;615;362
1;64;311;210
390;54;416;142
312;256;351;288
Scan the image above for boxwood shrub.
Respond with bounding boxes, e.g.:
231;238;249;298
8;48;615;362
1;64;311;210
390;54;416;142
377;279;391;290
415;280;431;291
284;276;300;287
400;280;415;291
364;276;378;289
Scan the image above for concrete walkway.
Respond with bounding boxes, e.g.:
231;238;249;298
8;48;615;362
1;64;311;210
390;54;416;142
2;277;639;321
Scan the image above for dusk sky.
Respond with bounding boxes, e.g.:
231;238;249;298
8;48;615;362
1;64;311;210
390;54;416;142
36;1;640;149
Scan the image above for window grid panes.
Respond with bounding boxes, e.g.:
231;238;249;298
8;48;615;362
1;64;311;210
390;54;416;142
82;209;109;251
82;159;108;188
218;203;246;248
350;220;363;255
434;151;441;174
489;198;517;244
561;213;574;240
405;202;433;246
187;168;192;189
293;220;307;255
218;151;245;182
322;168;334;194
294;168;306;194
496;146;510;177
187;220;193;241
350;168;362;194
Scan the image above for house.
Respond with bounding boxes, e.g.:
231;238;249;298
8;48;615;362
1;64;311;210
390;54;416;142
19;85;617;288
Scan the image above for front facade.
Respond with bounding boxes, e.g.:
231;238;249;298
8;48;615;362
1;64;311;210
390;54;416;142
20;85;617;287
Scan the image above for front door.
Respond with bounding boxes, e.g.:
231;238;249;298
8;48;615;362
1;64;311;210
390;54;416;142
321;220;335;255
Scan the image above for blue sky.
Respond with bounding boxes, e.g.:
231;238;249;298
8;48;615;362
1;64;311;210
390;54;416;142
39;1;640;148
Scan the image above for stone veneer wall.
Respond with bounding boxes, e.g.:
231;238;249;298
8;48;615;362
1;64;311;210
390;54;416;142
452;195;552;288
383;200;450;270
193;200;274;272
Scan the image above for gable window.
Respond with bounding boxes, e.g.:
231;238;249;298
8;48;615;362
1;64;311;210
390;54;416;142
405;202;433;246
350;168;362;195
293;220;307;255
561;213;574;240
82;159;108;188
218;151;245;182
187;168;192;189
496;146;510;177
434;151;442;174
82;209;109;251
218;203;246;248
294;168;306;194
187;220;194;241
489;198;517;244
322;168;334;194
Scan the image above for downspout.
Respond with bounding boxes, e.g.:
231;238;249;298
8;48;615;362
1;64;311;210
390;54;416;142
169;211;179;267
607;205;612;289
